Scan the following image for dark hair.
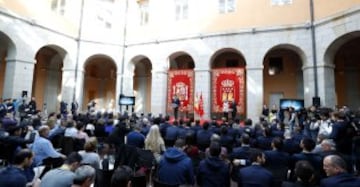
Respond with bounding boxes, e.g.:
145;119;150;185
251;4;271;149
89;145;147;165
272;137;283;150
241;133;250;145
294;160;315;182
64;152;82;165
174;138;185;148
13;149;33;165
244;119;252;126
111;165;134;187
209;141;221;157
202;122;209;130
301;137;316;151
263;127;272;137
249;149;263;163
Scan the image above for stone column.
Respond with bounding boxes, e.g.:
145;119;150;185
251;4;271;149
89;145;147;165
3;58;35;99
302;65;317;107
61;67;77;104
194;69;211;119
122;72;134;96
151;70;168;116
246;66;264;121
317;65;336;108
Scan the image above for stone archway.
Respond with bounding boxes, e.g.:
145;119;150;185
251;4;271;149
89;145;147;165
167;52;195;119
0;31;16;101
263;46;304;109
210;48;247;119
83;55;117;112
34;45;65;113
334;36;360;109
132;56;152;114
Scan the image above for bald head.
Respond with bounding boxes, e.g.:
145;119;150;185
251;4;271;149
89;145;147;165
323;155;347;176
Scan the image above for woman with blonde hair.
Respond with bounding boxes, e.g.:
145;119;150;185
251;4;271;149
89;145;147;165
145;125;166;163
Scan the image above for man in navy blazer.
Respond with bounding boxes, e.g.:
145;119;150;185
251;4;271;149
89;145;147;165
321;155;360;187
235;149;274;187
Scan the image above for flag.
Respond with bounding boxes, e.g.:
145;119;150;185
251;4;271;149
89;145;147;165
198;92;204;117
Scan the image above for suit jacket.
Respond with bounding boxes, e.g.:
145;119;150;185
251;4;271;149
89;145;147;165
320;173;360;187
237;164;274;187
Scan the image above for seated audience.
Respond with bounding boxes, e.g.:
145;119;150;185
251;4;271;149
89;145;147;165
32;125;66;166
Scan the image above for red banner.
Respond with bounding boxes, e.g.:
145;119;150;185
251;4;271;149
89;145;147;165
167;70;194;113
212;68;245;115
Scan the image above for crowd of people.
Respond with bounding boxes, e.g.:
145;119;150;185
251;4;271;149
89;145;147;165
0;97;360;187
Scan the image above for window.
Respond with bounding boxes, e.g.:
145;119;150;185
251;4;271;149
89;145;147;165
175;0;188;20
271;0;293;6
219;0;235;14
139;1;149;25
51;0;66;15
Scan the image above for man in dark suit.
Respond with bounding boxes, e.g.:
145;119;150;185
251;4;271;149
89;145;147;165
28;97;37;115
290;137;323;184
321;155;360;187
282;160;317;187
172;95;180;120
71;100;79;115
234;149;274;187
230;99;237;120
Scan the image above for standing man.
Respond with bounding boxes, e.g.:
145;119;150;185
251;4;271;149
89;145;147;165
28;97;37;115
234;149;274;187
172;95;180;120
18;99;29;122
231;99;237;120
157;139;195;186
71;100;79;116
222;99;229;121
60;101;68;117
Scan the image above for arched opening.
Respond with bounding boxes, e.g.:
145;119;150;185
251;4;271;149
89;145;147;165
210;48;246;119
0;31;16;100
133;56;152;114
34;45;65;113
83;55;117;112
334;36;360;109
263;46;304;109
167;52;195;119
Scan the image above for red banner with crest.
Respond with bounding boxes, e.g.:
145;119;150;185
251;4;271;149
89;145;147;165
167;70;194;113
212;68;245;115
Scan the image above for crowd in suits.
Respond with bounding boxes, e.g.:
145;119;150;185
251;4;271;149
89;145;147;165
0;99;360;187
